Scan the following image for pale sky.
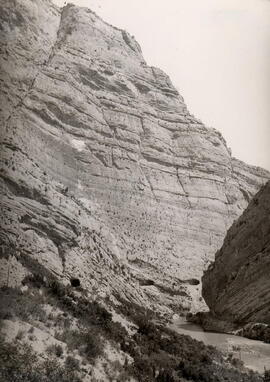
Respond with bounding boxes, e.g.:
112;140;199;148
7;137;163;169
53;0;270;170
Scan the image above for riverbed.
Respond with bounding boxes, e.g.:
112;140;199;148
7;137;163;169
170;318;270;373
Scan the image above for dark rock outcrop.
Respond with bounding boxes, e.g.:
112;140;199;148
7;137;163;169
202;181;270;325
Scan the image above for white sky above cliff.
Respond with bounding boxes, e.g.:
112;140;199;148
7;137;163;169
53;0;270;170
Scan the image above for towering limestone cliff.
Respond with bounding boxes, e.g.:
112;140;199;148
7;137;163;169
202;181;270;326
0;0;269;315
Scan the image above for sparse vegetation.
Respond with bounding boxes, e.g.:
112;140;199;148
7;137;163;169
65;355;80;371
22;273;46;289
46;343;64;358
126;321;262;382
112;297;262;382
238;323;270;344
264;370;270;382
56;327;103;361
0;279;264;382
0;286;46;322
0;337;82;382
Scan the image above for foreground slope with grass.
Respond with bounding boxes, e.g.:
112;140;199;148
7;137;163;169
0;273;264;382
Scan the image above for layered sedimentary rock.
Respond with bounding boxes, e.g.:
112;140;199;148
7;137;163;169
0;0;269;314
202;181;270;325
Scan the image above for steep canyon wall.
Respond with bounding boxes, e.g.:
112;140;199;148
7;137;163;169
0;0;269;314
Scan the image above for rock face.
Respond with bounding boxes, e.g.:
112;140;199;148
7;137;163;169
0;0;269;314
202;181;270;325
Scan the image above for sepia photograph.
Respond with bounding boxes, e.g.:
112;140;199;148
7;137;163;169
0;0;269;381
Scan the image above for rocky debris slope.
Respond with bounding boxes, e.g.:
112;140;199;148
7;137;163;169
202;181;270;326
0;0;269;314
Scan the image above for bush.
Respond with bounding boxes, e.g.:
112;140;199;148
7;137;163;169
106;320;128;344
46;343;64;358
65;355;80;370
0;287;46;323
0;337;82;382
47;281;113;328
264;369;270;382
126;321;262;382
156;369;176;382
83;330;103;360
49;280;66;298
56;328;103;362
22;273;46;289
132;355;155;380
0;338;39;382
137;315;158;337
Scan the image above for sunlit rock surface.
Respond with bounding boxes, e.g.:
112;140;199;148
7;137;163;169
202;181;270;325
0;0;269;314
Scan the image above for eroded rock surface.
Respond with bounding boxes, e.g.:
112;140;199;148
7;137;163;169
0;0;269;314
202;181;270;325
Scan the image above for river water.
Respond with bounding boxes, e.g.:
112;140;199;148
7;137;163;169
170;318;270;373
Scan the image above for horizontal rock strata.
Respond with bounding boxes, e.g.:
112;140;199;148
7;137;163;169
0;0;269;314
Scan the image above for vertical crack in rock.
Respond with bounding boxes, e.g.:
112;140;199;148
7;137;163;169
138;164;158;202
176;168;191;208
3;7;64;135
137;117;158;201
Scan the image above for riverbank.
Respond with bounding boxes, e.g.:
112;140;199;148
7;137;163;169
170;317;270;373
